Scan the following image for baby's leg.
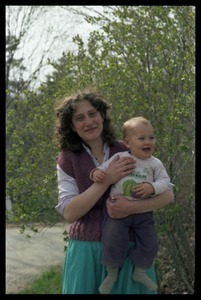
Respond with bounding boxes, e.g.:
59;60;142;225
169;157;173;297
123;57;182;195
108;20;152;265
133;266;158;291
99;265;118;294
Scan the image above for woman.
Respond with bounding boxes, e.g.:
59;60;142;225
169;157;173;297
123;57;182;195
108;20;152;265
54;88;174;294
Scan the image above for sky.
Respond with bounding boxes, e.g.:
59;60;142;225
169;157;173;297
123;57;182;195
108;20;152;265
6;5;106;88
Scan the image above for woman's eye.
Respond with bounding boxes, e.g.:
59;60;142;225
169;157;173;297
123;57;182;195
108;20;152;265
89;111;97;117
76;116;84;121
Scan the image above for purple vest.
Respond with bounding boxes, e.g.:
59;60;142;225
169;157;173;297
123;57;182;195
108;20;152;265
57;141;129;241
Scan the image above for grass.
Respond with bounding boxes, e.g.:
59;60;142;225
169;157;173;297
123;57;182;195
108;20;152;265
17;266;62;294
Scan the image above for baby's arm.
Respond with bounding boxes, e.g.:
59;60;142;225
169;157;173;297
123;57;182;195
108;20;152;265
90;153;119;183
92;169;107;183
134;159;171;198
90;152;133;183
134;182;155;198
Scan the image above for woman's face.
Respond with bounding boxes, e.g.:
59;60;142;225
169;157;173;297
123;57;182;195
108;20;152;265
71;100;104;144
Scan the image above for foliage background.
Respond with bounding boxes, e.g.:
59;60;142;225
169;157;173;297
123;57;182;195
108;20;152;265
6;6;195;294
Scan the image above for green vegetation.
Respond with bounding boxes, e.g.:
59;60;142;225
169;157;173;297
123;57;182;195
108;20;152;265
17;266;62;294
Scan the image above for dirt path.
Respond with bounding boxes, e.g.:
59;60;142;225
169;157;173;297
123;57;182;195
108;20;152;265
6;223;69;294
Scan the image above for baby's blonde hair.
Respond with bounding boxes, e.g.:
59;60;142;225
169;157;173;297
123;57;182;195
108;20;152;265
122;116;153;138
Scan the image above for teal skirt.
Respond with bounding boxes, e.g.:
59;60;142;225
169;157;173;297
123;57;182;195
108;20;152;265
62;239;157;294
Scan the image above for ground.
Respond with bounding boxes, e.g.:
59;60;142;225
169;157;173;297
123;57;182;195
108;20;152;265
6;222;69;294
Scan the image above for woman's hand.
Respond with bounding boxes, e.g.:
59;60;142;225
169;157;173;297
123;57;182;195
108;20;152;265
106;190;174;219
105;155;135;186
106;195;131;218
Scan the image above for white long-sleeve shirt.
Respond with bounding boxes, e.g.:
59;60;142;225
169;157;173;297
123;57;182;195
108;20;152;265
95;151;171;200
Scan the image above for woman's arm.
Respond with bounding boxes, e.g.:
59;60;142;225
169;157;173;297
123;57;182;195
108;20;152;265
63;181;109;223
63;155;135;223
106;189;174;219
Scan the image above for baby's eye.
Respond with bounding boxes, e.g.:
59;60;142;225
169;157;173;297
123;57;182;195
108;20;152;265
138;137;145;141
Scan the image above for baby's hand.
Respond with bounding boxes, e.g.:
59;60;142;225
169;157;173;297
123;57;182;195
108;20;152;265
134;182;155;198
93;169;107;183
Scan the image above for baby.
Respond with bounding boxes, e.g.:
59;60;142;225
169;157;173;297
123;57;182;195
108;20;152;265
90;117;172;294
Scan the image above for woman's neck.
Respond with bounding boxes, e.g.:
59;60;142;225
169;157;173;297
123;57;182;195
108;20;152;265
89;140;105;164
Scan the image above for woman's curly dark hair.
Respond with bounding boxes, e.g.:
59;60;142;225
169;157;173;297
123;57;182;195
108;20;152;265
54;88;116;152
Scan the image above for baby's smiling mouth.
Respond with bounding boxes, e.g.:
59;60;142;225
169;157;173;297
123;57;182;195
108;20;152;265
143;147;151;152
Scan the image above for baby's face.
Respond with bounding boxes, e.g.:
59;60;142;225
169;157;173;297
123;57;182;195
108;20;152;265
124;124;156;159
